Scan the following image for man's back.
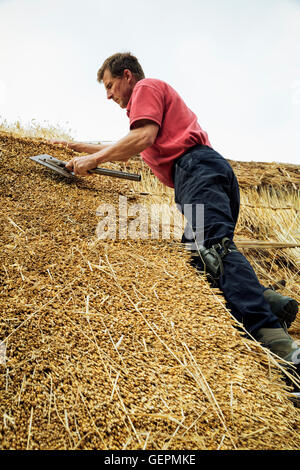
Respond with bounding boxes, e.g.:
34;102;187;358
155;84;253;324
127;78;211;187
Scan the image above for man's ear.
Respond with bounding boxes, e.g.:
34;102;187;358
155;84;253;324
123;68;133;82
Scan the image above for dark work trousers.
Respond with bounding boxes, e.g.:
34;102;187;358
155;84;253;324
173;145;281;335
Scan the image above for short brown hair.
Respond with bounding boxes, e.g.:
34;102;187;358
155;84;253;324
97;52;145;83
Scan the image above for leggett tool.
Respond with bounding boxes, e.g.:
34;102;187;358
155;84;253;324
29;154;141;182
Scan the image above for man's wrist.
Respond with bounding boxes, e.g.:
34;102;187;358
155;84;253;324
93;151;106;166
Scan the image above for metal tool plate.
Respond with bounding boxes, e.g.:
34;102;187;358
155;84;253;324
30;154;141;181
30;154;75;178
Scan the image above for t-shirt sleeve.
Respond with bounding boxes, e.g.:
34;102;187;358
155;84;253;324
129;84;164;129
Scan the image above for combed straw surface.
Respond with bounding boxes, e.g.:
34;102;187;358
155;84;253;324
0;128;300;450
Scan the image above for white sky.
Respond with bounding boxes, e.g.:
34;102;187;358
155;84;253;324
0;0;300;164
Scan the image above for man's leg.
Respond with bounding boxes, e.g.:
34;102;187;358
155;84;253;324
174;145;300;396
174;146;300;390
174;145;281;335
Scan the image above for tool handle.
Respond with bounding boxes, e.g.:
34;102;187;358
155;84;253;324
89;167;141;181
60;161;141;181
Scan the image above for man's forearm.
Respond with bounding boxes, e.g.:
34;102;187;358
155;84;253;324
93;128;153;164
70;142;110;154
65;123;159;176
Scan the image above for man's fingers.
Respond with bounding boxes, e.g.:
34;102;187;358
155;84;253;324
66;158;85;176
65;156;93;176
50;140;69;147
65;159;74;171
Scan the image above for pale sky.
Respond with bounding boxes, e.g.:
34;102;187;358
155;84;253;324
0;0;300;164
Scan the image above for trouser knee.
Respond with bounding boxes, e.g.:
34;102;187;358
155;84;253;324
191;237;238;282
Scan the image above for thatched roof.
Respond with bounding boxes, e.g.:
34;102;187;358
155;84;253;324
0;131;300;450
229;159;300;191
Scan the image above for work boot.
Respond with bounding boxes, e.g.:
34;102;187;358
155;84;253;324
263;288;298;329
254;327;300;397
254;328;300;363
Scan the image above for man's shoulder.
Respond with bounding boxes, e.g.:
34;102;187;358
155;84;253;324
135;78;169;92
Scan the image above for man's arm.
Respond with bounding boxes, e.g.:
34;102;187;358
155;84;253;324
50;140;110;154
66;120;159;175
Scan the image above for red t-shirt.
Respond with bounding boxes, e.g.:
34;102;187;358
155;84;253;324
126;78;211;188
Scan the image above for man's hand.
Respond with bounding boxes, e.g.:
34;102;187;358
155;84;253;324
66;154;99;176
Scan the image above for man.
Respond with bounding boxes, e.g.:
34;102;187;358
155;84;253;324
53;52;300;384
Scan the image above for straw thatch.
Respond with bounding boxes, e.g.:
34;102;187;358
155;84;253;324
0;130;300;450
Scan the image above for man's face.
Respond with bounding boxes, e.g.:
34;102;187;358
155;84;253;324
102;68;135;109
